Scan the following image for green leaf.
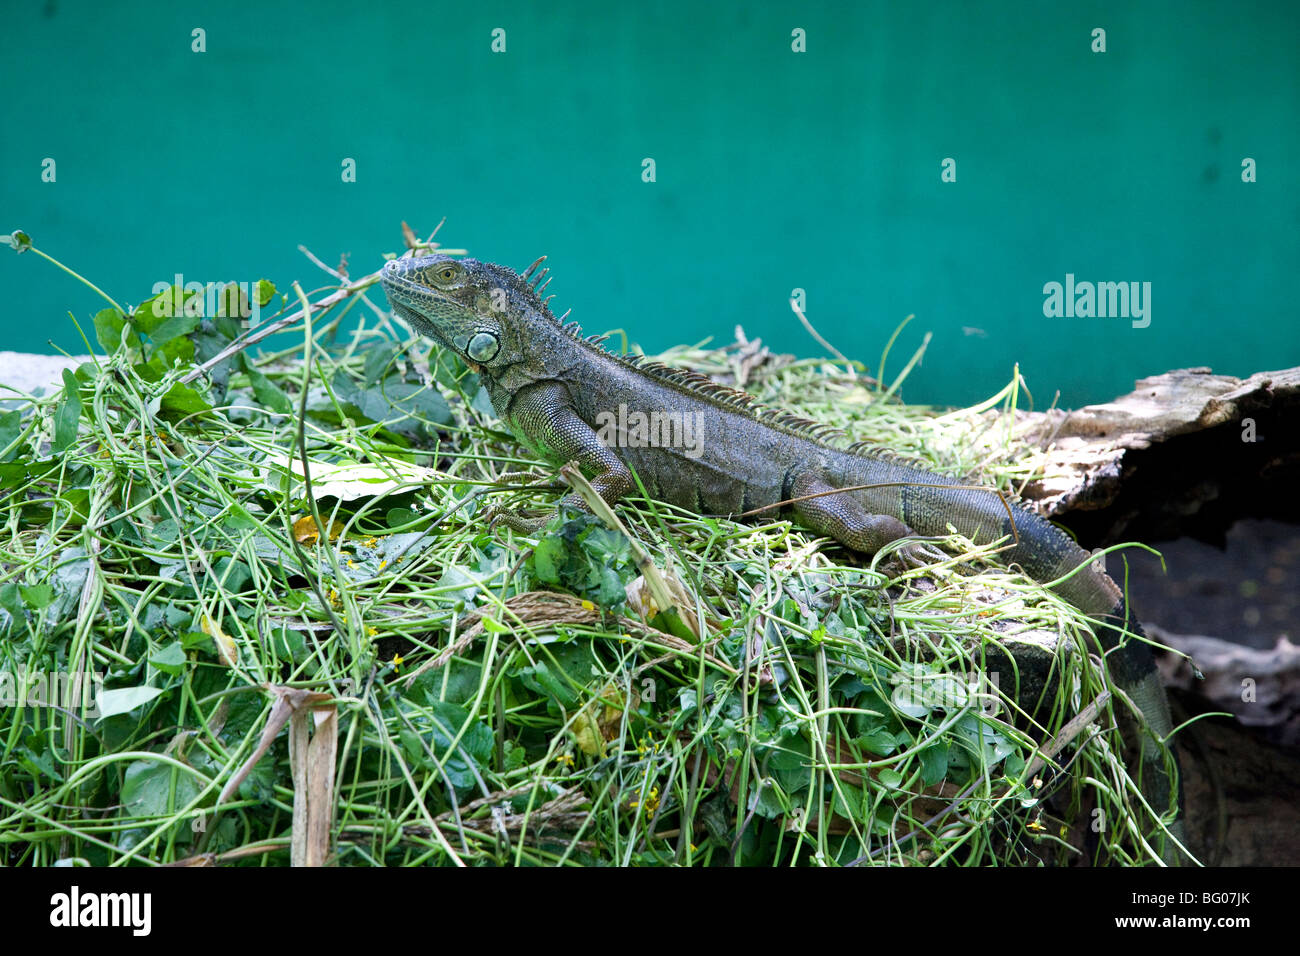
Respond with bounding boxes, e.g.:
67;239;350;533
363;343;403;386
17;743;64;782
650;608;697;643
58;486;91;525
1003;752;1026;779
404;701;495;791
148;312;201;344
135;289;201;342
529;512;636;610
254;279;276;307
180;630;212;652
854;728;898;757
51;369;82;453
748;777;790;818
157;333;196;367
516;660;577;706
213;556;251;592
19;583;53;609
918;744;950;787
532;534;562;583
432;565;482;606
95;685;165;719
192;328;236;396
133;359;163;383
953;714;1016;766
132;289;180;335
330;370;452;432
45;546;91;624
385;507;421;529
121;759;201;818
93;307;135;353
502;740;526;770
0;581;23;618
242;363;291;414
149;641;187;676
158;382;212;420
0;409;24;461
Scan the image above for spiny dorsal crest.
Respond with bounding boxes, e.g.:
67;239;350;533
506;258;932;453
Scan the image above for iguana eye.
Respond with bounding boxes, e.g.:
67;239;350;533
467;331;499;362
435;265;457;283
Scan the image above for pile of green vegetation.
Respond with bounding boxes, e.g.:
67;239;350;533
0;231;1176;866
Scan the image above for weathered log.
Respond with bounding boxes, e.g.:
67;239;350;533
1016;365;1300;542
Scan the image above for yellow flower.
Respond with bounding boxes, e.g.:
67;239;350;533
391;653;404;671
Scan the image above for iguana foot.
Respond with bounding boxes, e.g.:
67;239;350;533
494;469;552;487
485;505;556;534
888;537;950;571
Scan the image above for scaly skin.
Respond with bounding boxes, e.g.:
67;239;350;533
380;252;1185;863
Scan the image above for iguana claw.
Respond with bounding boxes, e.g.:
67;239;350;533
890;537;950;571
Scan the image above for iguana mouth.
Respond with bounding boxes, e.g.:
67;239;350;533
378;259;423;305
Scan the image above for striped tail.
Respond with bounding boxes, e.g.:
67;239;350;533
1101;600;1186;864
887;477;1186;861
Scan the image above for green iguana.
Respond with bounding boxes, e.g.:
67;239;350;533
380;252;1185;863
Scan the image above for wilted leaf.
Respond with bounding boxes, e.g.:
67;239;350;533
292;514;344;545
572;682;637;756
263;451;440;501
201;615;239;667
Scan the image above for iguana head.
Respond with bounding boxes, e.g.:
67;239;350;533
380;254;554;374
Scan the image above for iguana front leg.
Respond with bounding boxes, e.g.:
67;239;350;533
491;381;634;531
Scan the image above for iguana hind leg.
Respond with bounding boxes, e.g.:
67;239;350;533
790;473;943;565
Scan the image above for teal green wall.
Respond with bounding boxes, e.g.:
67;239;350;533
2;1;1296;406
